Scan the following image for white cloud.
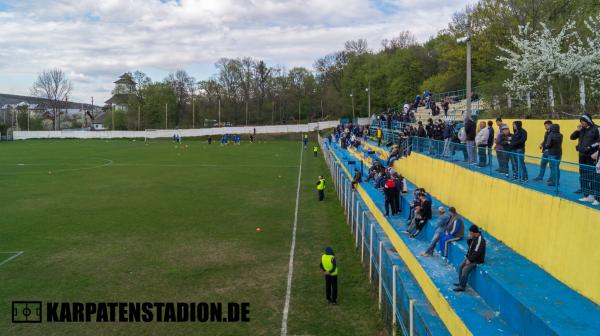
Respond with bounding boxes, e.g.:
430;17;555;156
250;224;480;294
0;0;476;102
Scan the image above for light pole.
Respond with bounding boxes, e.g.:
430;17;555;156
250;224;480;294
218;97;221;127
457;19;472;119
350;93;355;121
366;83;371;119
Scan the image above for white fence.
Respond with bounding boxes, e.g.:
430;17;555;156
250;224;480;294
12;121;340;140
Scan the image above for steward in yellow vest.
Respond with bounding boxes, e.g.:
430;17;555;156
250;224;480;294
320;247;338;304
316;176;325;201
313;145;318;157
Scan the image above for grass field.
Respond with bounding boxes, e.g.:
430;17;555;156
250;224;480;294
0;136;384;335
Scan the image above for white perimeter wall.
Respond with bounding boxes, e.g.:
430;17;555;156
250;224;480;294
13;121;341;140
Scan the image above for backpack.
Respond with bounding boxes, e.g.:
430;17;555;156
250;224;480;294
458;127;467;143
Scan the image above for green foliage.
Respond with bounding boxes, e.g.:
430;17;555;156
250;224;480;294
103;109;128;130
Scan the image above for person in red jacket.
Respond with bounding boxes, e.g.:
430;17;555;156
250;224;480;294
383;176;396;216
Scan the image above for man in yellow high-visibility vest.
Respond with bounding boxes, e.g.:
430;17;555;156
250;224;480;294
316;176;325;201
376;128;383;147
320;247;338;304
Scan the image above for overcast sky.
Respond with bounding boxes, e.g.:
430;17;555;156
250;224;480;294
0;0;477;103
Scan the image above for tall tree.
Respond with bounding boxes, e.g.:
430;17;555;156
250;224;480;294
30;69;73;130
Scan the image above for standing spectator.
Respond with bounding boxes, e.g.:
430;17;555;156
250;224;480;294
510;121;528;182
351;168;362;190
438;207;464;258
464;115;477;164
442;98;450;117
494;119;507;173
498;125;513;176
392;173;403;214
453;225;486;292
486;120;495;166
376;128;383;147
313;145;319;157
533;120;553;182
475;120;489;167
542;124;563;187
571;114;600;204
442;121;455;158
420;207;451;257
320;247;338;304
383;176;396;217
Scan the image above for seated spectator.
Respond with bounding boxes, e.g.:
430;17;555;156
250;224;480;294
438;207;464;258
405;193;431;238
351;168;362;190
420;207;451;257
453;225;486;292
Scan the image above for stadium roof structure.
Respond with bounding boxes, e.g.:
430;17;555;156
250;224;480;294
114;73;136;85
104;94;131;105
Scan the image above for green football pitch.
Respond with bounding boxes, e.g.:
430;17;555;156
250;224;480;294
0;136;383;335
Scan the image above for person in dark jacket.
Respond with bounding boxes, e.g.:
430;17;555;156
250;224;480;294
442;121;455;157
407;193;431;238
571;114;600;204
534;120;553;182
392;174;403;214
464;116;477;164
351;168;362;190
453;225;486;292
542;124;563;186
486;120;495;166
509;121;528;181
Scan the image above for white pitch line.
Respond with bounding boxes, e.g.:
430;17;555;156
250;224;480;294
0;251;24;267
280;144;304;336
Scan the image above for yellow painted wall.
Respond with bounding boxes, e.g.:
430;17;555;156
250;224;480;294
478;119;583;171
328;147;472;335
393;153;600;305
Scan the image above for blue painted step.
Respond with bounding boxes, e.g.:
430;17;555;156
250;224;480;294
352;140;600;335
330;144;517;335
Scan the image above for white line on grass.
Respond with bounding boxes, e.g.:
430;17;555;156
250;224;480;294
0;251;24;267
280;144;303;336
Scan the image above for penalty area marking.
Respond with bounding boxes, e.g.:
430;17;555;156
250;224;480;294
0;251;24;267
280;144;303;336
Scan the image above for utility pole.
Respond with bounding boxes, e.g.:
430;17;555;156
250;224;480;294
272;100;275;125
298;101;301;125
350;93;355;122
245;100;248;126
218;97;221;127
321;99;324;119
366;83;371;119
165;103;168;129
465;18;472;119
192;94;195;129
138;105;141;131
112;106;115;130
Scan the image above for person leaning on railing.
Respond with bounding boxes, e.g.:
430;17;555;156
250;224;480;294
540;124;563;187
533;120;554;183
571;114;600;205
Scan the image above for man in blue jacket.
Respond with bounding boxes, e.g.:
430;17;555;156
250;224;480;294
438;207;464;258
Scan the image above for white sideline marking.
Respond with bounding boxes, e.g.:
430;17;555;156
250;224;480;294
0;251;24;267
280;145;304;336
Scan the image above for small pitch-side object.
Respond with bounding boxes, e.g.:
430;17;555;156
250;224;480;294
256;227;262;232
